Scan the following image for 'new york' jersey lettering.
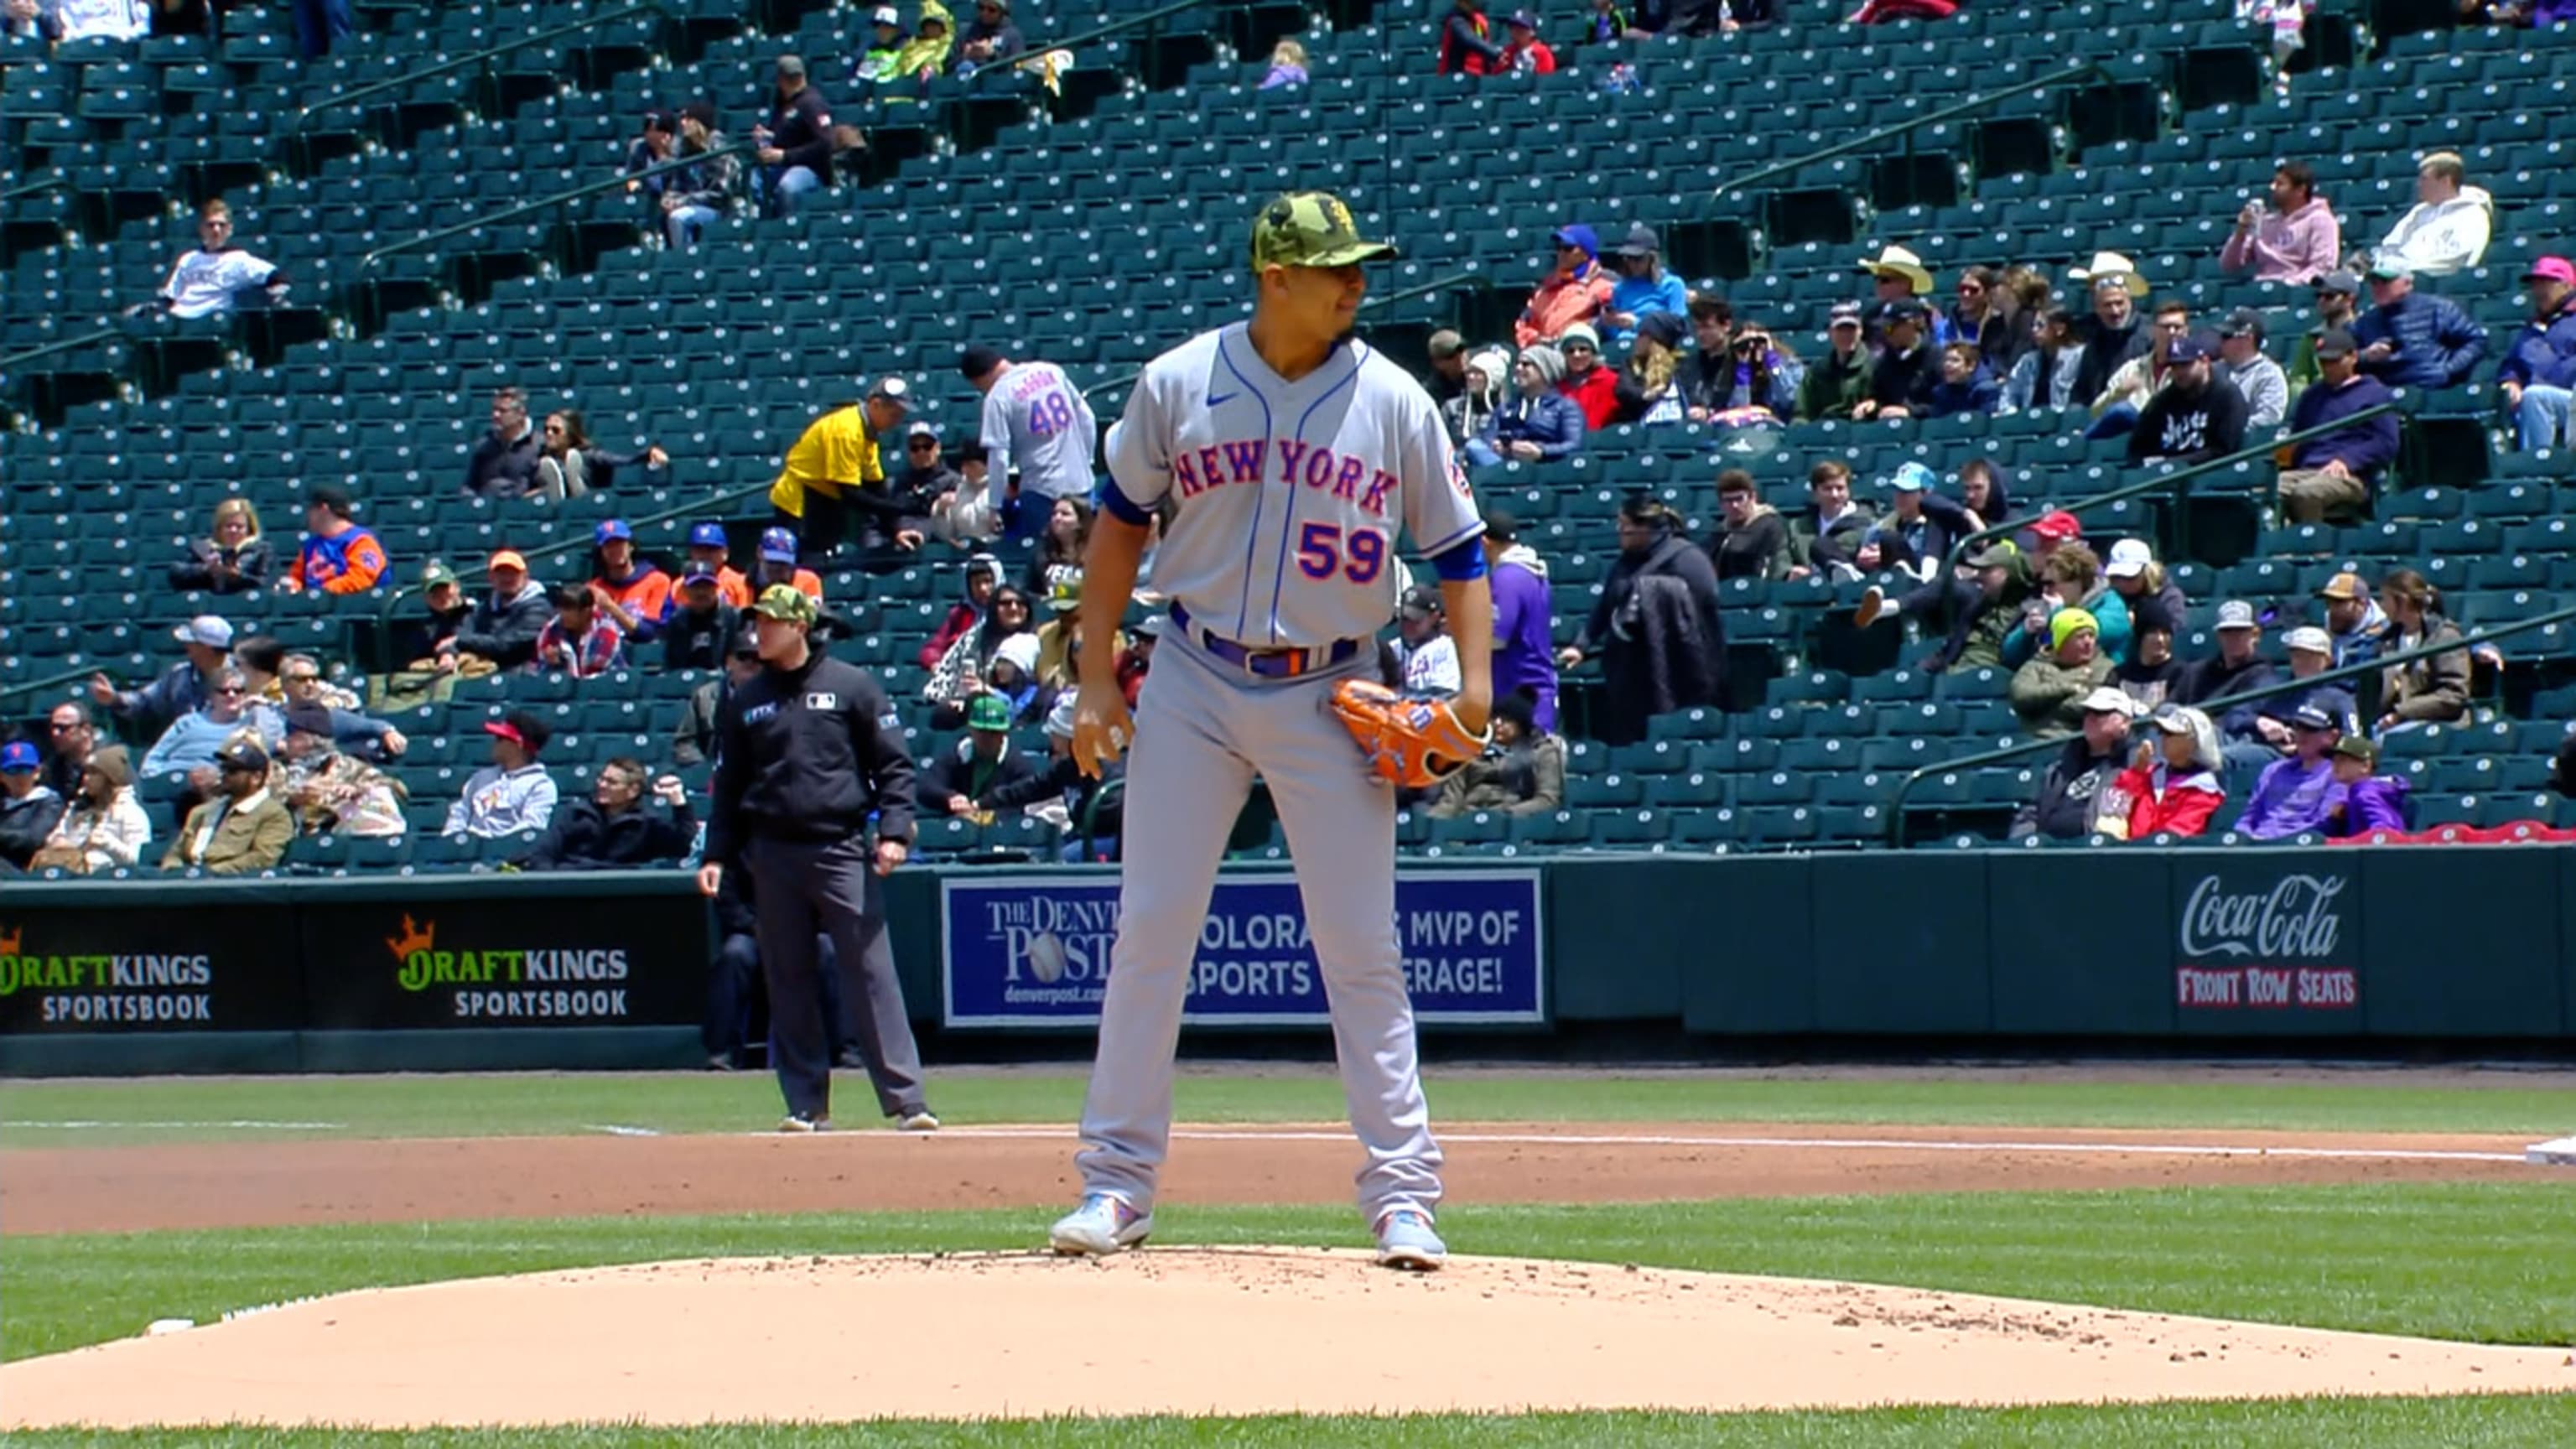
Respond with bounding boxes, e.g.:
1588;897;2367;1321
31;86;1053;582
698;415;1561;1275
1104;324;1483;647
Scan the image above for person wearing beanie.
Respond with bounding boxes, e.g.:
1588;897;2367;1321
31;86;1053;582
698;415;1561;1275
2008;605;2114;738
34;744;150;874
279;699;408;839
1427;689;1565;818
1443;345;1514;449
163;739;293;874
1475;345;1587;465
1554;321;1620;429
1514;222;1615;348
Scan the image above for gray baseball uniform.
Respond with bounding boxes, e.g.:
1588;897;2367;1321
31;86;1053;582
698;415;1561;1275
1071;319;1484;1227
979;360;1098;502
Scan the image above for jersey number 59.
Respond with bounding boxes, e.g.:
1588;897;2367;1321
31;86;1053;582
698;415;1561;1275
1295;522;1386;584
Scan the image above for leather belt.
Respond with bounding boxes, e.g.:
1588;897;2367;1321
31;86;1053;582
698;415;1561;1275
1169;603;1363;680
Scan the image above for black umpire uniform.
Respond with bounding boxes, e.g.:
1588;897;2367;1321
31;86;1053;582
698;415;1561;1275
705;585;929;1125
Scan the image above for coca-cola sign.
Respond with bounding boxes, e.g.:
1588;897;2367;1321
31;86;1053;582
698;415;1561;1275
2179;873;2348;961
2174;869;2358;1015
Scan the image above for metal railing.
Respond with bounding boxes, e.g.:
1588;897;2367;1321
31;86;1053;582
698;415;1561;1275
359;140;757;271
0;662;101;712
1077;267;1484;402
955;0;1210;91
0;176;68;205
1928;402;2405;605
1708;62;2112;206
293;0;671;134
1883;602;2576;846
365;475;779;672
0;325;126;376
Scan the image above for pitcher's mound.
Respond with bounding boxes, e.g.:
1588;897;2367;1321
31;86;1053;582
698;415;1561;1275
5;1249;2568;1428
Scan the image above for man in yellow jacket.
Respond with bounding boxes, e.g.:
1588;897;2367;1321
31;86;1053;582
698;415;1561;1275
769;376;913;566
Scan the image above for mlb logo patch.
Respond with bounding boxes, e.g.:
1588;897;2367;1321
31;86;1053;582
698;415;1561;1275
805;693;839;710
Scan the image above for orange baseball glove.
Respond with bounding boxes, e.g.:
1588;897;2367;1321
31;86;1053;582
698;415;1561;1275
1327;679;1491;789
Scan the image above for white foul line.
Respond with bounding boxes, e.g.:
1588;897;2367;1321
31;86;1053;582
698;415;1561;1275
1;1119;348;1131
936;1125;2533;1165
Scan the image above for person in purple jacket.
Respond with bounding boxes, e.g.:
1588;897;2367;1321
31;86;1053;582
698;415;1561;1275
1478;509;1559;733
2234;702;2346;839
2324;734;2409;837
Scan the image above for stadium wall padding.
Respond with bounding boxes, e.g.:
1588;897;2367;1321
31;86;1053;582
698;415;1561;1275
3;849;2573;1074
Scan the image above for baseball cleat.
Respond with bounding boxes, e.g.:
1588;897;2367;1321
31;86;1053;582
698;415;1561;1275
1050;1193;1152;1256
777;1112;831;1133
895;1109;941;1132
1374;1208;1446;1271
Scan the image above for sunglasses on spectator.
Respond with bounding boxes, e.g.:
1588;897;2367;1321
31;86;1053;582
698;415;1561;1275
910;439;937;449
216;686;247;697
1565;342;1596;354
543;424;566;434
1958;281;1985;293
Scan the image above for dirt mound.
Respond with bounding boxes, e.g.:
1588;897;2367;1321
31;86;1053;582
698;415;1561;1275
5;1249;2568;1428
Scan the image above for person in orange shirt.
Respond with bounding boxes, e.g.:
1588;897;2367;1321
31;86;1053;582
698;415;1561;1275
685;521;755;608
589;519;673;643
283;485;387;595
1513;224;1615;348
756;526;825;602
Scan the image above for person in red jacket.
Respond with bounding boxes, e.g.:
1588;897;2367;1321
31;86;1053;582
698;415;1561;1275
1498;12;1557;72
1554;322;1620;429
2100;703;2226;840
1437;0;1504;74
917;553;1005;670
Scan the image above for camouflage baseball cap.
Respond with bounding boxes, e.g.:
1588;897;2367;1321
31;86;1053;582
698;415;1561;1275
1250;191;1400;271
751;584;817;625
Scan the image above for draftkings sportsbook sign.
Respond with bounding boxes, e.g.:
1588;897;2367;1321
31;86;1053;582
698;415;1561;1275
301;895;709;1030
0;911;295;1033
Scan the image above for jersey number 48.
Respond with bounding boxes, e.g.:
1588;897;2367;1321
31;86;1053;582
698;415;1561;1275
1295;522;1386;584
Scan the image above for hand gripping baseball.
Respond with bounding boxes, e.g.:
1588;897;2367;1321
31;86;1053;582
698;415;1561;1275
1071;678;1132;780
1328;679;1493;789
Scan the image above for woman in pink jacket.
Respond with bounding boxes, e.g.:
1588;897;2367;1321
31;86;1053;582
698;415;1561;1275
2220;161;2341;285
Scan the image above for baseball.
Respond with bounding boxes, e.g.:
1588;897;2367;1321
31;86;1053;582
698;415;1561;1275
1026;932;1068;984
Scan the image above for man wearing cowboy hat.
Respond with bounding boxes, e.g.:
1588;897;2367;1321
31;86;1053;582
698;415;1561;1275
1857;244;1953;354
2066;251;2153;403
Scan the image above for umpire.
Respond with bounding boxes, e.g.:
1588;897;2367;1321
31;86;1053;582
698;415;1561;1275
700;584;937;1133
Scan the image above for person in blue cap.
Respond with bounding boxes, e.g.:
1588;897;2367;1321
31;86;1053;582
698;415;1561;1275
589;519;673;643
683;521;752;608
1515;221;1614;347
0;740;66;872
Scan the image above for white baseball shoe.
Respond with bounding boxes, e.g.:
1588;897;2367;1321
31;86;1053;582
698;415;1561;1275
1050;1193;1152;1256
1374;1208;1446;1271
777;1111;830;1133
895;1109;940;1132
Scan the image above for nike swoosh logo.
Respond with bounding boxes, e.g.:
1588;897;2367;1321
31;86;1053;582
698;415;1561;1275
1208;391;1239;406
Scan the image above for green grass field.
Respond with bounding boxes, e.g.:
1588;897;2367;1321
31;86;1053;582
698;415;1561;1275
6;1069;2573;1446
5;1067;2573;1146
